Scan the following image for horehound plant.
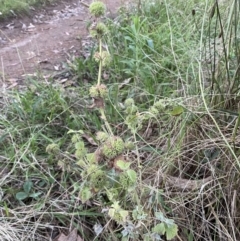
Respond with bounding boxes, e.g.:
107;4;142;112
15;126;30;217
76;0;139;223
49;1;178;240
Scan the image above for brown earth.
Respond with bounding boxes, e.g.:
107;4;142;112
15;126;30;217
0;0;125;86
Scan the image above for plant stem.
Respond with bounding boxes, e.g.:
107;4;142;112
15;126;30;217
99;108;113;136
232;112;240;146
97;37;113;136
133;132;142;185
97;38;102;86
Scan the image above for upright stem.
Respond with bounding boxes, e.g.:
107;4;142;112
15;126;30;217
97;37;113;136
134;132;142;185
99;108;113;136
232;112;240;148
97;38;102;86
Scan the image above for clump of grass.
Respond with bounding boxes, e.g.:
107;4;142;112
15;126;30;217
1;0;240;240
0;0;54;18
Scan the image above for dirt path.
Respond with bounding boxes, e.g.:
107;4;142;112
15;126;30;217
0;0;124;85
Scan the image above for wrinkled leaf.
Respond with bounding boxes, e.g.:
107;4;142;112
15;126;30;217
111;201;121;210
164;218;174;227
126;169;137;183
16;192;28;201
170;106;184;116
143;234;151;241
75;141;85;150
144;233;162;240
132;206;148;220
115;160;131;170
119;210;129;222
93;223;103;236
79;186;92;203
155;212;167;222
76;159;86;167
105;187;118;202
29;192;42;199
86;153;97;164
108;208;115;219
152;223;166;235
166;223;178;240
23;180;33;194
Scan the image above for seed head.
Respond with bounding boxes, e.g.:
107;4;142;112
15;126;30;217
96;131;109;142
94;51;111;67
102;136;125;159
124;98;134;107
89;1;106;17
46;143;59;154
89;84;108;98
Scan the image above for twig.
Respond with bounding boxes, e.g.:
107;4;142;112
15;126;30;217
80;1;89;8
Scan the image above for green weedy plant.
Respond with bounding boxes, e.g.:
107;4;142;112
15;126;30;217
65;1;178;240
16;180;42;202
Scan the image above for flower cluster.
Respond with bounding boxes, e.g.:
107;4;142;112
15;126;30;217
89;84;108;98
81;164;99;179
124;141;135;150
46;143;59;154
108;202;129;224
90;169;107;190
96;131;109;142
90;22;109;39
75;140;87;159
119;172;135;189
89;1;106;17
102;136;125;159
94;51;111;67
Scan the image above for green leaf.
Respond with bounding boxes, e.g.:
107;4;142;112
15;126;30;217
165;218;174;226
23;181;33;194
67;129;84;134
170;106;184;116
38;180;46;187
75;141;85;150
143;234;151;241
147;39;154;49
76;158;86;167
86;153;97;164
108;208;115;219
152;223;166;235
116;160;131;170
29;192;42;199
111;201;121;210
126;169;137;183
105;188;118;202
155;212;175;227
132;205;147;220
16;192;28;201
155;212;167;222
119;210;129;222
166;223;178;240
79;186;93;203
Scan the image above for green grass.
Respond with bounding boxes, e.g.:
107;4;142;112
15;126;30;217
1;0;240;240
0;0;54;18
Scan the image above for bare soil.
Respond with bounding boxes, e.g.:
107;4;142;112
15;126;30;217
0;0;125;85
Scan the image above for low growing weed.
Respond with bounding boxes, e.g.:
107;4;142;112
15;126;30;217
52;2;178;240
